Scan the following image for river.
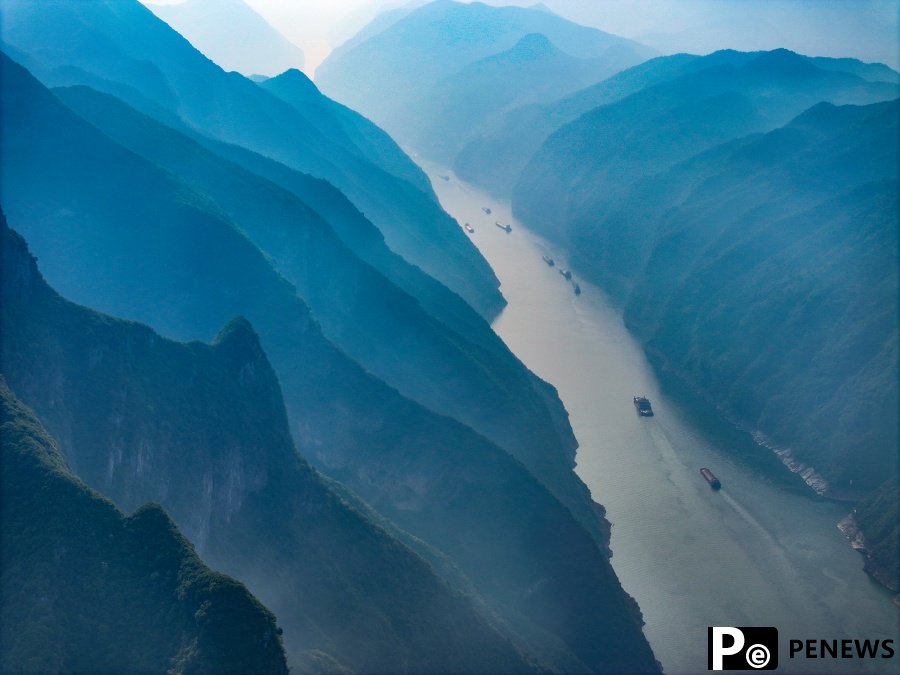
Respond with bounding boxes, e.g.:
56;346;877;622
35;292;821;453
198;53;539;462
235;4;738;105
425;166;898;674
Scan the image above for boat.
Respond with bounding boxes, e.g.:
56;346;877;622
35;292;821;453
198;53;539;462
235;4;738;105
439;175;450;182
482;207;492;214
573;283;581;295
542;255;555;267
559;269;572;280
495;221;512;233
633;395;653;416
700;468;722;490
464;223;475;233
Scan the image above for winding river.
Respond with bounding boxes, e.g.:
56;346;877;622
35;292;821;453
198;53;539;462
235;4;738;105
425;166;898;674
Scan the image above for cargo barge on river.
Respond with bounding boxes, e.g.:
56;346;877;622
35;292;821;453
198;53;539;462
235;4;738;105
700;468;722;490
633;395;653;416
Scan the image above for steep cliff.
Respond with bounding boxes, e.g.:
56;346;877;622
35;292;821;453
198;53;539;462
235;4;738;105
0;379;288;675
0;218;532;673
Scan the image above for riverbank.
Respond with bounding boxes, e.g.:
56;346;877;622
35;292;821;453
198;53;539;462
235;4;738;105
424;165;899;674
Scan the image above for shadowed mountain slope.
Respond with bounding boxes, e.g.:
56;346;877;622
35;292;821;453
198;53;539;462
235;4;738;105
52;81;601;552
1;54;659;674
618;100;899;497
457;50;899;196
0;377;289;675
0;219;531;674
513;49;898;244
535;96;898;500
259;68;431;192
0;0;503;318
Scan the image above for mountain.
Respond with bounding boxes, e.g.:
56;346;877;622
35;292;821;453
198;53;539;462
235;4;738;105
0;378;288;675
847;478;899;591
395;32;649;165
259;68;430;191
454;52;700;194
147;0;305;77
0;0;503;319
551;98;897;500
51;81;602;552
626;100;898;497
318;0;653;128
0;219;531;673
513;49;899;245
317;0;654;163
1;54;659;673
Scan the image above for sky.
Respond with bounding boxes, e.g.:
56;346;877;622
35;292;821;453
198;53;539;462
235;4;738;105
144;0;900;75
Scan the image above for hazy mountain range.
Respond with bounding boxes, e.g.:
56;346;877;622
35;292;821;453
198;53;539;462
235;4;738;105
1;0;502;319
147;0;305;77
1;0;897;670
316;0;898;589
316;0;656;154
0;0;662;671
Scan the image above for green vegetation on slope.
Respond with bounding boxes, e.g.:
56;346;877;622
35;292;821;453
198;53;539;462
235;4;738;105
52;82;600;547
852;478;900;591
1;55;659;673
0;217;532;673
621;101;899;496
0;378;288;675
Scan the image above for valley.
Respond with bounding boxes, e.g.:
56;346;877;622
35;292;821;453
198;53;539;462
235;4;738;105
425;166;899;674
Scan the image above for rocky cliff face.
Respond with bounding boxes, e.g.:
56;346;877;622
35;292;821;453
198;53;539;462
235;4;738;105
841;478;900;592
0;378;289;675
0;219;532;673
0;53;660;673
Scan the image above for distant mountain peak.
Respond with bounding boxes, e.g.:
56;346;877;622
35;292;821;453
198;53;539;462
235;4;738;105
744;48;820;78
529;2;557;14
214;315;263;354
510;32;558;58
264;68;322;101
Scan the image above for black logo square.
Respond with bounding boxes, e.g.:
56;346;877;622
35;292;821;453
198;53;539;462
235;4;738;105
708;626;779;670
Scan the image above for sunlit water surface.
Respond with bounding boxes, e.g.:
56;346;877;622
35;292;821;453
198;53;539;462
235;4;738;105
425;166;898;674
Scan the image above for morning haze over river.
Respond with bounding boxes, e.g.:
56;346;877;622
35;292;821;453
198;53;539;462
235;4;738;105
1;1;897;673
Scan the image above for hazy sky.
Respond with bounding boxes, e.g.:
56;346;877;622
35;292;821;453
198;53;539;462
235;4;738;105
145;0;900;74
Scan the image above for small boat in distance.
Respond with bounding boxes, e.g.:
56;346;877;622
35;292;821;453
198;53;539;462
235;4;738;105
633;396;653;416
700;468;722;490
464;223;475;233
495;221;512;233
482;206;492;214
542;255;555;266
559;269;572;280
573;283;581;295
439;175;450;182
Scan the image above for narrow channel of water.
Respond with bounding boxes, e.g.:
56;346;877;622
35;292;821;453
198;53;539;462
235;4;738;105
426;167;898;674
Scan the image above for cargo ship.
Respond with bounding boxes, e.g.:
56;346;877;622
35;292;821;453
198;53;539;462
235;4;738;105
573;283;581;295
559;269;572;280
495;221;512;233
700;468;722;490
464;223;475;233
633;396;653;416
482;207;492;214
542;255;555;266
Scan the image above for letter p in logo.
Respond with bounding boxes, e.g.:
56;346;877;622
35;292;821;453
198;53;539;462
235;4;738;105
710;627;745;670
